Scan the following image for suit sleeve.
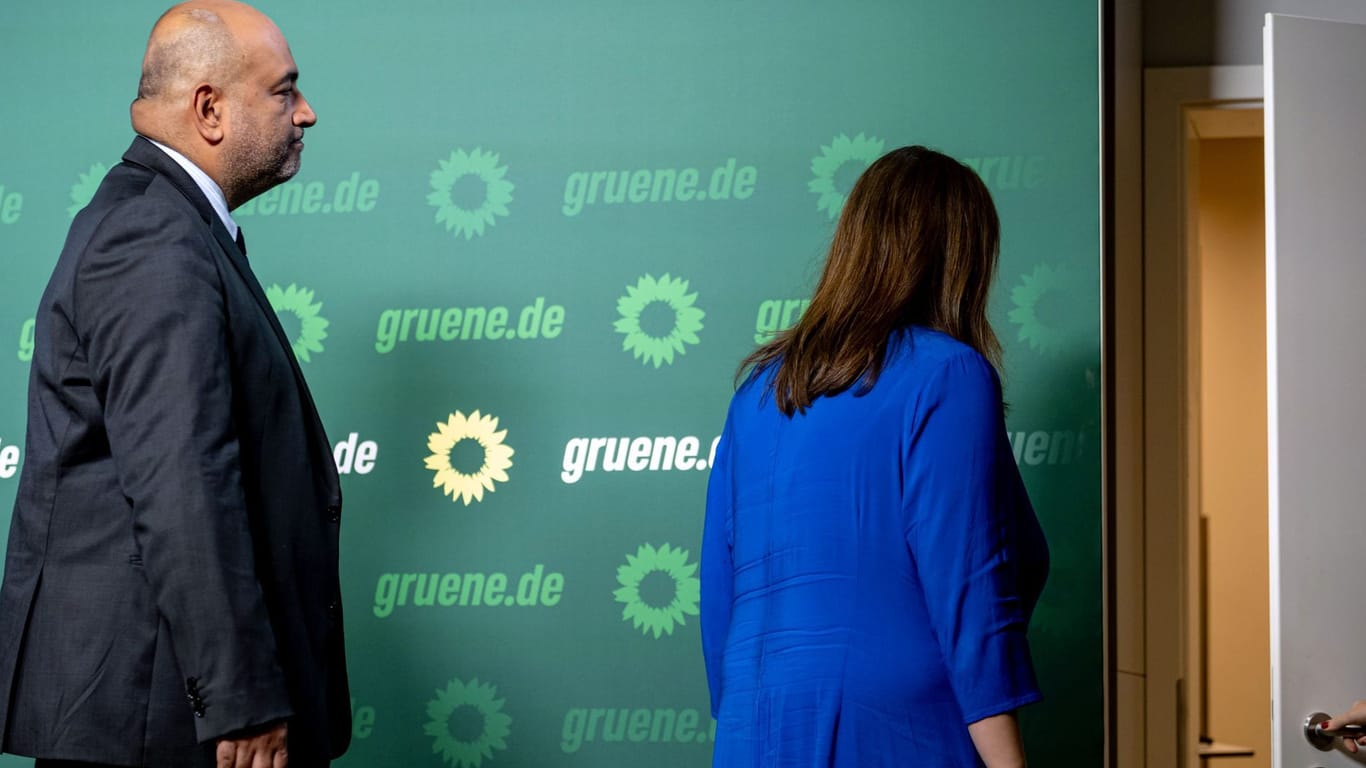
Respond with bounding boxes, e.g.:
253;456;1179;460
902;352;1042;724
700;410;736;720
75;198;292;742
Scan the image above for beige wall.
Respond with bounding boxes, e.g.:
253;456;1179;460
1194;135;1269;765
1113;2;1147;766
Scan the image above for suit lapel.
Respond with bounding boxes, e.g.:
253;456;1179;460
212;225;341;500
210;224;296;374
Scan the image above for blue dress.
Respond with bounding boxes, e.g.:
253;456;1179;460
701;327;1048;767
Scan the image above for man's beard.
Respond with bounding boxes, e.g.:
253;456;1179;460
223;123;301;207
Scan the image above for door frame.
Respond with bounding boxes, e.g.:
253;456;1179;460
1130;65;1263;768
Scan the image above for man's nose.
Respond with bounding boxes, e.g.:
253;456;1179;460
295;91;317;127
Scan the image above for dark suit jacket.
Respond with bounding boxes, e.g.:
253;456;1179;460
0;137;350;767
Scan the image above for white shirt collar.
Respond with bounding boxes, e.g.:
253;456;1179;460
142;137;238;240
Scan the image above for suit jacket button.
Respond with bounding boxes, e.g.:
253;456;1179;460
327;600;340;620
326;504;340;522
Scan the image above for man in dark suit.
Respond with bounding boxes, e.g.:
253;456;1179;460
0;2;349;766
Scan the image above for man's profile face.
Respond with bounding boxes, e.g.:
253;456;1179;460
222;22;316;200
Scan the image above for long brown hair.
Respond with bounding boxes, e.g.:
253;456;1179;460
740;145;1002;416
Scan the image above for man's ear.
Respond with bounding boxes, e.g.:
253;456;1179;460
192;83;225;144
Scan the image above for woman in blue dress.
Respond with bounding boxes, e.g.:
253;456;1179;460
701;146;1048;768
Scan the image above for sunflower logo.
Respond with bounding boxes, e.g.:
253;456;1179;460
613;542;701;639
424;410;515;505
423;677;512;768
265;283;329;363
427;148;514;240
68;162;108;218
808;133;884;220
1008;263;1071;354
614;273;705;368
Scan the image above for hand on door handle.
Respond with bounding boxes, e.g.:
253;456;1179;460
1306;707;1366;752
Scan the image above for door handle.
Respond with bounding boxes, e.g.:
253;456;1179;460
1304;711;1366;751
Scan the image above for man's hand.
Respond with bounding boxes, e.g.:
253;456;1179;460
1321;701;1366;753
217;720;288;768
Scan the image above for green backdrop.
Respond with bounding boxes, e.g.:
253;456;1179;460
0;2;1101;765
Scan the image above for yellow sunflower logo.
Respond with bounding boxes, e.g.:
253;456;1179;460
424;410;514;505
427;148;514;240
265;283;329;363
423;677;512;768
1008;263;1071;355
613;542;701;639
68;162;109;218
808;133;884;220
614;273;705;368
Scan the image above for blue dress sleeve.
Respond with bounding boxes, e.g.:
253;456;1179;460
701;411;736;720
902;352;1043;724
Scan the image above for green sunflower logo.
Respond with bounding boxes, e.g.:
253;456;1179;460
614;273;705;368
68;162;109;218
265;283;329;363
613;542;701;639
808;133;884;220
423;677;512;768
427;148;514;240
424;410;515;505
1008;263;1071;354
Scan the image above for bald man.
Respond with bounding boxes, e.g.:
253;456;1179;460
0;3;349;767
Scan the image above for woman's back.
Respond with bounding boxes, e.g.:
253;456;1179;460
702;327;1047;767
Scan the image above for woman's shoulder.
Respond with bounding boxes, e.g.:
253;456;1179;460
734;359;776;398
889;327;997;384
727;361;781;422
889;329;1004;430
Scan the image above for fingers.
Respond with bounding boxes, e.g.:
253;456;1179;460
1321;708;1366;755
217;738;281;768
255;735;286;768
269;722;288;766
217;722;288;768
